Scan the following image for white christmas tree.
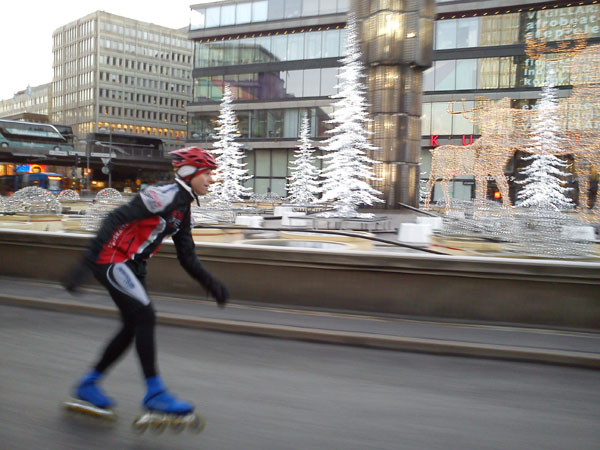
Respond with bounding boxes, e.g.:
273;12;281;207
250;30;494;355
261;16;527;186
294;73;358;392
209;84;252;206
319;14;383;217
517;67;573;210
286;114;321;204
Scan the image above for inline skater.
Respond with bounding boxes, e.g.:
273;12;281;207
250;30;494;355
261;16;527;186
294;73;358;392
63;146;229;422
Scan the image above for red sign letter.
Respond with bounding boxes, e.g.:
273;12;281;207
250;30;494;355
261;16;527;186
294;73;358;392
430;135;439;147
462;135;473;146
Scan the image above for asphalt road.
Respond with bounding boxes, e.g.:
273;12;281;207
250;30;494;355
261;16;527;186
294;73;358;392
1;304;599;450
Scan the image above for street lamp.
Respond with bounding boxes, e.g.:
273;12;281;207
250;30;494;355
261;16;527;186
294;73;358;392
97;127;125;188
73;138;91;193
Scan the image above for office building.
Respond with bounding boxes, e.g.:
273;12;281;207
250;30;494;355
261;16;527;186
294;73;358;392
0;83;51;122
51;11;193;152
187;0;434;207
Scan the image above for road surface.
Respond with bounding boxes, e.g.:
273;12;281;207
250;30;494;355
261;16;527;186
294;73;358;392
1;304;598;450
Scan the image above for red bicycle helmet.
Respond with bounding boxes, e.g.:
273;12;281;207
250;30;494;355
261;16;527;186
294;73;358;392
170;146;217;170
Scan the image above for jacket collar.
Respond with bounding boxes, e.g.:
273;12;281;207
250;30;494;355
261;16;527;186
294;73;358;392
175;177;200;206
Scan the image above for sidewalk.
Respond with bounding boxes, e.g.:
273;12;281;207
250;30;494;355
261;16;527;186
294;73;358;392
0;276;598;369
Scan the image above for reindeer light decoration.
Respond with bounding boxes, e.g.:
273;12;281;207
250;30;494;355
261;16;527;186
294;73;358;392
423;98;529;210
563;44;600;220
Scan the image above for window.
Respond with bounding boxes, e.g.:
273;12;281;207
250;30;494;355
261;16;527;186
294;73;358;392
285;0;302;18
302;0;319;16
421;103;431;135
271;35;287;61
322;29;340;58
206;7;220;28
221;4;235;26
267;0;284;20
431;102;452;135
303;69;320;96
452;101;474;134
320;67;338;96
252;1;268;22
479;58;499;89
255;36;272;63
285;70;303;97
435;20;457;50
423;67;434;91
236;2;251;24
287;33;304;60
456;18;479;48
305;31;322;59
319;0;336;14
434;60;456;91
455;59;477;90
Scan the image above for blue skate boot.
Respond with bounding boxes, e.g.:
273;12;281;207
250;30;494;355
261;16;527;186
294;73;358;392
143;375;194;414
63;369;116;420
133;376;204;434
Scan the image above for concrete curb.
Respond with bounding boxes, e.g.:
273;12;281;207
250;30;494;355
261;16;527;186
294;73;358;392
1;294;599;370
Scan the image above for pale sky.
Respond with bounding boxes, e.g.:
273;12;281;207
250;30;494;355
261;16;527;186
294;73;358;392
0;0;216;100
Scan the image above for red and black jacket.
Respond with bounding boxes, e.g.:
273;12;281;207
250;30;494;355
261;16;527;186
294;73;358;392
84;179;211;283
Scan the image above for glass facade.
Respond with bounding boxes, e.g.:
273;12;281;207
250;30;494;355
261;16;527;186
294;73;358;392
193;67;339;102
194;28;346;69
191;0;349;30
243;148;324;196
423;53;585;91
434;4;600;50
189;106;333;140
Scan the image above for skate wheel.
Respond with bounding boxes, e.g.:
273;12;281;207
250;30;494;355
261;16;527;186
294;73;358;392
150;416;168;434
188;414;206;434
169;417;186;433
132;415;148;435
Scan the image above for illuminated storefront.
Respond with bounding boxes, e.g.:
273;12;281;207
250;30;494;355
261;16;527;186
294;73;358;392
422;0;600;205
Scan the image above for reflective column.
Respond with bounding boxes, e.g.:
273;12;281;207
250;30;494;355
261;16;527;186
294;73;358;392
352;0;434;208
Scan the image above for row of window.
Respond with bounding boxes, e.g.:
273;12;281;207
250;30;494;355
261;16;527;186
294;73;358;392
241;148;326;197
99;38;192;64
99;55;190;79
54;52;96;76
53;37;96;62
52;89;94;109
193;67;339;103
0;95;48;113
422;97;600;136
53;20;95;47
99;104;185;124
98;89;186;109
95;121;187;139
191;0;349;30
194;28;346;68
424;54;580;92
189;106;334;140
434;4;600;50
52;105;94;123
98;71;191;95
98;20;191;49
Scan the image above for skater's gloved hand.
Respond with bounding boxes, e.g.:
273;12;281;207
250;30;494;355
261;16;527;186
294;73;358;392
62;261;89;295
205;276;230;307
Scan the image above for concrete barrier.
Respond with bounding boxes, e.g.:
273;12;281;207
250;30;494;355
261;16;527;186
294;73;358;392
0;229;598;329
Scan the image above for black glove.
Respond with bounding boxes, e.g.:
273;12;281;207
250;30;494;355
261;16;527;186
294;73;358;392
62;260;90;295
205;276;230;307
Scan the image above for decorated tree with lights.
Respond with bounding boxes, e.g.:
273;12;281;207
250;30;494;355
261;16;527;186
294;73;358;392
319;14;382;217
517;67;573;210
286;114;321;204
209;84;252;206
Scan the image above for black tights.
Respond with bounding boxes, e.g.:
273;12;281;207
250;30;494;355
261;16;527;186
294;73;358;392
91;263;158;379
